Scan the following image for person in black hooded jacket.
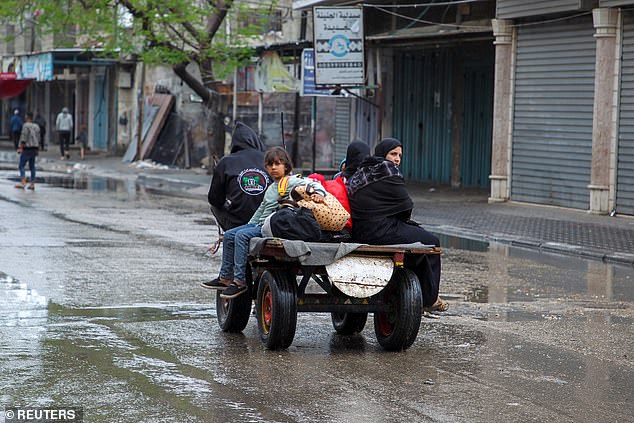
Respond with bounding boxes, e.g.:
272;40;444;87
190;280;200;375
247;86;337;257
207;121;270;230
347;138;444;311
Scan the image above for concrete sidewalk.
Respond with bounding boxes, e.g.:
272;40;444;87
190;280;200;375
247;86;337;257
2;146;634;266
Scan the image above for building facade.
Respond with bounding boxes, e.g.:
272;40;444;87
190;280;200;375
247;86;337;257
492;0;634;215
294;0;497;187
0;24;118;154
293;0;634;216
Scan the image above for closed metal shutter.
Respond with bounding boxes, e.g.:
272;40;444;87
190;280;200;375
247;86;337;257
393;50;453;183
334;97;351;166
616;12;634;215
354;96;377;150
511;17;595;209
497;0;589;20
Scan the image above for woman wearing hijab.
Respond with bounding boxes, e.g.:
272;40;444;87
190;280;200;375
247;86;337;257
340;140;371;182
347;137;446;311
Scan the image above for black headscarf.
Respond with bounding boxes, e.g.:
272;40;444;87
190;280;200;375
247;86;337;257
340;140;371;180
374;138;402;159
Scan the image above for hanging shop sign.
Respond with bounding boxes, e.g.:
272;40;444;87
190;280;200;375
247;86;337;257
16;52;53;81
312;6;365;85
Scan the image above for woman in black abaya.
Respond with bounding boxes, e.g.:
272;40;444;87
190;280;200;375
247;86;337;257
347;138;446;311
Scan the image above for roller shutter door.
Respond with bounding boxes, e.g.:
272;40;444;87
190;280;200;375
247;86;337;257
616;12;634;215
511;17;595;209
334;98;351;166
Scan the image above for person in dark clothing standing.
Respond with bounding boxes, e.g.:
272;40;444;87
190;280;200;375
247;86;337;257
10;109;23;150
347;138;444;311
34;112;47;151
207;121;270;231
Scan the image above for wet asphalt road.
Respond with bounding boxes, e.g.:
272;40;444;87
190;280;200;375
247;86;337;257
1;171;633;423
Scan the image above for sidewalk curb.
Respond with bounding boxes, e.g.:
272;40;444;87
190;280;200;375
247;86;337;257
425;223;634;266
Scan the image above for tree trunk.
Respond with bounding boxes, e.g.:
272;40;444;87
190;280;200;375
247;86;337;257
173;61;226;172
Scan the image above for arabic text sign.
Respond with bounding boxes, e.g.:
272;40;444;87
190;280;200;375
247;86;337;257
313;6;364;85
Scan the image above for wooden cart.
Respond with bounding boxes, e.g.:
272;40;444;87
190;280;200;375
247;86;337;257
216;238;441;351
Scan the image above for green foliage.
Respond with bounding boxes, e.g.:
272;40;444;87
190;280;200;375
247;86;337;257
0;0;280;81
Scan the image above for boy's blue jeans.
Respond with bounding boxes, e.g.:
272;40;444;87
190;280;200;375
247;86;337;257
219;223;262;283
18;149;37;180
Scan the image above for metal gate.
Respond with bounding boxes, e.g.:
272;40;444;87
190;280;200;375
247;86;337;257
334;97;351;165
461;63;494;187
93;67;108;151
393;50;453;183
616;12;634;215
511;17;595;209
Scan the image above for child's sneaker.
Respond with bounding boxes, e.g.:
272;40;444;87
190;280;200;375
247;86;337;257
201;278;229;290
220;283;248;299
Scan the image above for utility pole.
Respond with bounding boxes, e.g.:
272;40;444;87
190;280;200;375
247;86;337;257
136;61;145;161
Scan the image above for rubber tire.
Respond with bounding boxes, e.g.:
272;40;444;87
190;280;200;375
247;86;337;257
256;270;297;350
331;312;368;335
216;291;252;333
216;264;253;333
373;268;423;351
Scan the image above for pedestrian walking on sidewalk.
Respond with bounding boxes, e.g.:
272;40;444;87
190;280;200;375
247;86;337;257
34;112;47;151
55;107;73;160
14;112;40;190
10;109;23;150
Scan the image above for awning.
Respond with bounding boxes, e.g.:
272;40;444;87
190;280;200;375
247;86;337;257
0;73;33;100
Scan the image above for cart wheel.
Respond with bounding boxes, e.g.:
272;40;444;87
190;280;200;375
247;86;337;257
216;291;252;333
256;270;297;350
331;312;368;335
374;268;422;351
216;264;253;333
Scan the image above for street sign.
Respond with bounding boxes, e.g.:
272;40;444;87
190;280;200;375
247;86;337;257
312;6;364;85
301;48;341;97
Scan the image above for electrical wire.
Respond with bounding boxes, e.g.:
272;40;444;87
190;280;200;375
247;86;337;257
371;5;490;30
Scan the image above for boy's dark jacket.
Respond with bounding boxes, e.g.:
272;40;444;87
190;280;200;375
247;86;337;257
208;122;270;226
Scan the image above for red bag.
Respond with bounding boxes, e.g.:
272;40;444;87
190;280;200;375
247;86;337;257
308;174;352;231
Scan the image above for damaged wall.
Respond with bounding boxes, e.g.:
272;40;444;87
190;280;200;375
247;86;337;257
118;61;212;167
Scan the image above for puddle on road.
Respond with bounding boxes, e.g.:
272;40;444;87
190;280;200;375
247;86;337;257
4;171;133;192
49;302;215;322
17;174;130;192
437;233;489;252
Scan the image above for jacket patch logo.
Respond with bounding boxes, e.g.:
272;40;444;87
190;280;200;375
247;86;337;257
238;168;269;195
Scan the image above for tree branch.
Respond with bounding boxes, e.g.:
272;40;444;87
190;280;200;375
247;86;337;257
172;63;218;105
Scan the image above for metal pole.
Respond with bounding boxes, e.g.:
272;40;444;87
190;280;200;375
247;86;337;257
311;96;316;173
281;111;286;149
258;91;263;136
232;68;238;123
136;61;145;161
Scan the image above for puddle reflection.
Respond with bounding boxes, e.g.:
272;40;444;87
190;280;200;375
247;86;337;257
4;172;136;193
